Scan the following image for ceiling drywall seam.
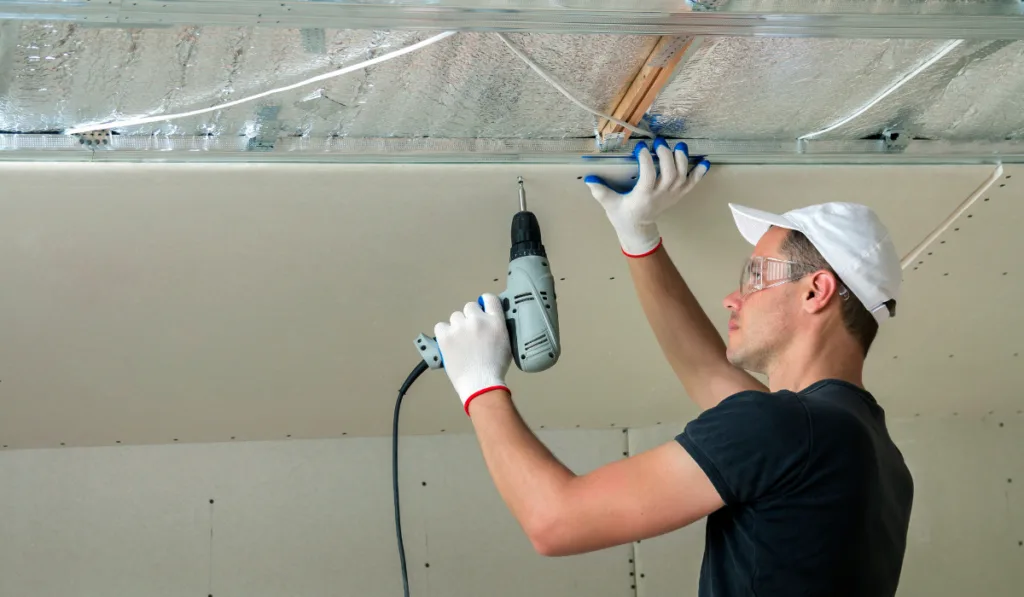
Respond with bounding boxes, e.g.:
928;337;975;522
598;35;702;147
900;163;1005;269
626;426;645;596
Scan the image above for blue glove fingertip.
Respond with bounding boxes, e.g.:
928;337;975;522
632;141;650;160
583;174;606;185
652;137;670;152
674;141;689;157
699;158;711;171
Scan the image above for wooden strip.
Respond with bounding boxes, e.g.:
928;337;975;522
599;35;696;141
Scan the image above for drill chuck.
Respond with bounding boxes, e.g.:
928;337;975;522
509;211;547;261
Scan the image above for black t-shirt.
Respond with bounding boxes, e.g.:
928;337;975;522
676;379;914;597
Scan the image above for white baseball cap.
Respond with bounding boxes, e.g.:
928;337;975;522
729;202;901;323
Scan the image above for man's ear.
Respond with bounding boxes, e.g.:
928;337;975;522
802;270;839;314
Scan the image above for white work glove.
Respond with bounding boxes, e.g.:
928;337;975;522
585;138;711;257
434;293;513;415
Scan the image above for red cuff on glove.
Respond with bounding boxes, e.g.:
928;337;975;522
464;385;511;416
622;237;663;259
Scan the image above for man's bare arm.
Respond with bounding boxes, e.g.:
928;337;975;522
468;390;724;556
628;246;766;410
584;139;765;410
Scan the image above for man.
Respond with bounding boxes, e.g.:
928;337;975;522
432;137;914;597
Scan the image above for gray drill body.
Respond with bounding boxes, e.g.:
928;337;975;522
415;178;561;375
497;254;560;373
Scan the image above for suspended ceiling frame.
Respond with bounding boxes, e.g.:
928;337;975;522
3;1;1024;39
4;2;1024;165
4;137;1024;166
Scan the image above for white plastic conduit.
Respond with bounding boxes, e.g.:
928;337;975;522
900;163;1004;270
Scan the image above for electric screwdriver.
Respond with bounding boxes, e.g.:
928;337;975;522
414;177;561;373
393;178;561;597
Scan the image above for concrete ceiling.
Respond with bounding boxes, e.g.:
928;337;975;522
0;161;1018;449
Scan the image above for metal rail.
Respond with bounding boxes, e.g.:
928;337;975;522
3;135;1023;165
1;1;1024;39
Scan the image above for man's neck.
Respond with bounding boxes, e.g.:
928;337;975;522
766;334;865;394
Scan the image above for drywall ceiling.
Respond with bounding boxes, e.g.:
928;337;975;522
0;161;1019;449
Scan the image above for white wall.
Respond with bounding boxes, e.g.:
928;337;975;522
0;415;1020;596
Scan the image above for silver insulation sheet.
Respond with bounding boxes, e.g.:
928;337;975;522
3;19;1024;143
855;39;1024;141
0;23;656;138
650;36;1024;141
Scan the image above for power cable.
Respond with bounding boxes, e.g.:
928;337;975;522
393;360;429;597
495;32;652;137
799;39;963;140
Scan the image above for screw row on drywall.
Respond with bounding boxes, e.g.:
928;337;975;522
912;174;1012;274
0;432;360;450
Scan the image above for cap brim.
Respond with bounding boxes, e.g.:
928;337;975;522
729;203;798;246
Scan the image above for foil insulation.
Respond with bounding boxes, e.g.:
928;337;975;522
650;36;1024;141
858;39;1024;141
2;19;1023;144
0;23;656;139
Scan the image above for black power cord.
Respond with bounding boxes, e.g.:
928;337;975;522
393;360;430;597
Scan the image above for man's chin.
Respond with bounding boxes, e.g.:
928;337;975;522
725;345;743;367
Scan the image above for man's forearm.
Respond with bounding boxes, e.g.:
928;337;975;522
627;246;759;409
466;390;575;550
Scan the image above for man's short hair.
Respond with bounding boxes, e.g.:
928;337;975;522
780;229;879;356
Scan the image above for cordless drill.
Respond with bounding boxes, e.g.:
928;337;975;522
414;177;561;373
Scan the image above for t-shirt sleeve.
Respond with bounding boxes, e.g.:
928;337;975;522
676;391;810;505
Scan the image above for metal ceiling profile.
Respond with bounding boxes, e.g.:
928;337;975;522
1;0;1023;38
1;0;1023;164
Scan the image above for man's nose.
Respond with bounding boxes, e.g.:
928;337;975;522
723;290;742;312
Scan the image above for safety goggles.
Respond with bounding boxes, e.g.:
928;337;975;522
739;255;848;299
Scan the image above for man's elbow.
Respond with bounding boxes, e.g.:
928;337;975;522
525;512;575;557
528;527;569;557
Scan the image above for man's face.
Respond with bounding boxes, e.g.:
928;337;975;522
722;226;801;374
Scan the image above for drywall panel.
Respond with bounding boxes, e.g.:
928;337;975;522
0;428;632;597
625;424;706;597
627;416;1024;597
0;161;1009;448
0;444;212;597
865;164;1024;419
890;414;1024;596
2;417;1018;597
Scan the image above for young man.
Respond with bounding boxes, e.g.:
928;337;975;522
432;138;914;597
